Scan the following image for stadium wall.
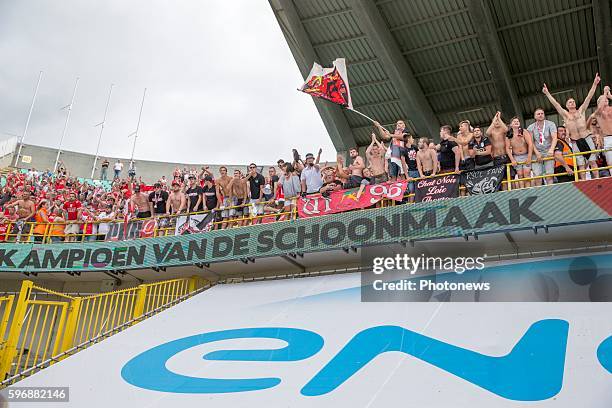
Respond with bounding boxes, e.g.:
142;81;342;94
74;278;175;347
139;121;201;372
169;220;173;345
12;143;276;183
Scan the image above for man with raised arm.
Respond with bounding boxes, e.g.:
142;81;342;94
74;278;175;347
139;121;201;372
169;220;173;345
366;133;387;184
594;85;612;169
486;111;510;189
373;120;407;181
526;108;558;186
542;73;600;179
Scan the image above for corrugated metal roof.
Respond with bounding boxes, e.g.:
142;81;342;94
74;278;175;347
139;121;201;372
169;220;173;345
271;0;607;147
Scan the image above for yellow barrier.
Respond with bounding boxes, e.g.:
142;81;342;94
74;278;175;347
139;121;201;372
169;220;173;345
0;276;208;386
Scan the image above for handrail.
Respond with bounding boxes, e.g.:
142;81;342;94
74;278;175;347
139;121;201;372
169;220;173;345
0;276;209;387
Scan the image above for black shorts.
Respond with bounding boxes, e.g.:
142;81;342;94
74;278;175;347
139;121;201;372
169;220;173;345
137;211;151;219
493;155;515;178
234;199;244;216
460;158;475;172
343;175;363;189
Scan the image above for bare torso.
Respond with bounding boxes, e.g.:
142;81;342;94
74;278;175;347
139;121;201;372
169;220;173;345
417;149;434;172
168;192;185;214
596;106;612;135
509;132;529;155
217;175;233;198
349;156;364;177
456;132;473;159
367;152;386;176
131;193;149;212
564;110;589;140
488;129;507;157
230;179;248;199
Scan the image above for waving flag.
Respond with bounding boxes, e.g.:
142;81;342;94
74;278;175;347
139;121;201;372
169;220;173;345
299;58;353;109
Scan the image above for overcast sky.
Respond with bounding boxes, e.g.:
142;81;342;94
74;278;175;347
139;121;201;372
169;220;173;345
0;0;336;165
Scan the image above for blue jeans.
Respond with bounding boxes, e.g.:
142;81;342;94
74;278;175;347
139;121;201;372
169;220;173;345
101;167;108;180
407;170;420;194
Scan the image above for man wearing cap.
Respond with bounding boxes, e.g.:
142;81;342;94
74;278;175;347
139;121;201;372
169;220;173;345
148;183;168;216
185;174;203;213
300;153;323;196
130;185;150;219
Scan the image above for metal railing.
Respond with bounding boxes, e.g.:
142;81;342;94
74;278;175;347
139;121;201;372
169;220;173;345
0;276;209;387
0;148;609;243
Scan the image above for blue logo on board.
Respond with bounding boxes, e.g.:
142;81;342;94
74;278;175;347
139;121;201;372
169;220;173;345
121;319;609;401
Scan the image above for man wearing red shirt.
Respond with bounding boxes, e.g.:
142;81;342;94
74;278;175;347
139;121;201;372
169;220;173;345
63;192;82;242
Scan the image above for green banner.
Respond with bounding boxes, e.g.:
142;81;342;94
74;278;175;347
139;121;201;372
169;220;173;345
0;180;610;272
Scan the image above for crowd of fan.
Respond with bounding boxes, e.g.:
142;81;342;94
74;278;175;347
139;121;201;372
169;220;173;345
1;76;610;243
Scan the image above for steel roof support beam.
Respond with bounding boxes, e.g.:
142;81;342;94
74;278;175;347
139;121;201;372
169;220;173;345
467;0;523;122
351;0;440;137
593;0;612;85
271;0;357;152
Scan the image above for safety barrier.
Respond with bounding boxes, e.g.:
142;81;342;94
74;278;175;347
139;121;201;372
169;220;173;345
0;276;209;387
0;148;609;244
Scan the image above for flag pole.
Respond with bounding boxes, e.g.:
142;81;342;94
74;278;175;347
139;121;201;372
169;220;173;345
54;77;79;173
346;108;376;123
14;71;43;167
91;83;114;179
129;87;147;169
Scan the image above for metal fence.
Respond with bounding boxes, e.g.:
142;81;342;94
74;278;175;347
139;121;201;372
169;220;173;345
0;276;208;387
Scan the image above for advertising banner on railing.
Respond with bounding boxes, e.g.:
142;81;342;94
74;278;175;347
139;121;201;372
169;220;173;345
415;174;460;203
175;213;214;235
297;180;408;218
105;219;157;241
0;178;609;272
464;166;505;195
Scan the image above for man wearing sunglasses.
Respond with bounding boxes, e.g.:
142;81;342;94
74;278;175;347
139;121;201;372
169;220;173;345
245;163;265;224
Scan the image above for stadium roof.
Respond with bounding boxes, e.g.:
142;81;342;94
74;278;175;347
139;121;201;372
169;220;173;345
269;0;612;151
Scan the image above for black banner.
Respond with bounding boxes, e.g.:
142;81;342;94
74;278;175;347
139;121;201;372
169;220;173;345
464;166;505;195
415;174;460;203
105;219;157;241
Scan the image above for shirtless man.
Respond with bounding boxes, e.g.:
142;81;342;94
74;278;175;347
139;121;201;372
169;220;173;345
365;133;387;184
543;73;600;179
12;191;36;242
346;147;365;188
416;137;438;178
228;169;248;227
166;181;186;215
594;85;612;168
215;166;233;228
486;111;510;189
505;117;534;189
130;185;151;218
456;120;474;171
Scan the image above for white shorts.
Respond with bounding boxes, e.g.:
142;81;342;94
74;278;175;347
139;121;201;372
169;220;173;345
221;197;232;218
531;153;555;177
64;223;80;235
247;199;264;217
571;135;597;165
604;135;612;167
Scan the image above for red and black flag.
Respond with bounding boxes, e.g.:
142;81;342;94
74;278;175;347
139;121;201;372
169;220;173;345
299;58;353;109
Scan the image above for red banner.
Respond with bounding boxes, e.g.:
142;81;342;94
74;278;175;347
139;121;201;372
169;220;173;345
297;180;408;218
